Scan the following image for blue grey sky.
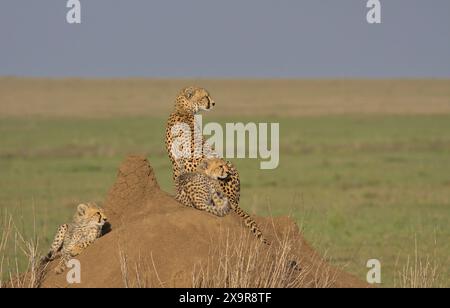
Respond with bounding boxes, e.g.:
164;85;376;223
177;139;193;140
1;0;449;78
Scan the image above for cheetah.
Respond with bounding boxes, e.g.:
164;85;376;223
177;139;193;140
175;158;231;217
42;202;108;274
166;87;269;245
197;157;270;245
165;86;218;179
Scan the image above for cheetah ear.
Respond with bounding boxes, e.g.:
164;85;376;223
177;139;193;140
184;87;195;99
77;203;88;216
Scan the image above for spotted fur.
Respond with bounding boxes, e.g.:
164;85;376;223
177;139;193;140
197;158;270;245
42;202;108;274
165;87;269;245
175;158;231;217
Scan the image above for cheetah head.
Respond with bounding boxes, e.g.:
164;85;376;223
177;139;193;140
74;202;108;227
197;158;230;180
175;86;215;114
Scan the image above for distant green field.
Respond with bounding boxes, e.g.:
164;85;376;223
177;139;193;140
1;115;449;286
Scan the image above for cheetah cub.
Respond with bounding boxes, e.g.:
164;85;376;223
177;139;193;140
42;202;108;274
175;158;231;217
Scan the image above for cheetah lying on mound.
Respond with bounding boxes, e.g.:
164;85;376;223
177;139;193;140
175;158;231;217
42;202;108;274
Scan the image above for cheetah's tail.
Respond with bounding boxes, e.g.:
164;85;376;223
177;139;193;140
233;206;270;246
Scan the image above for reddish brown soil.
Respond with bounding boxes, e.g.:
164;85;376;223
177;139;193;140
40;155;368;288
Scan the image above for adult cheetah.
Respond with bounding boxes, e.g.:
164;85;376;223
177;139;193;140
165;86;269;245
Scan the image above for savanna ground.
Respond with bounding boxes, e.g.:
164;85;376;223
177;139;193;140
0;78;449;287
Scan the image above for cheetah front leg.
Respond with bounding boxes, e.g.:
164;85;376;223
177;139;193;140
211;190;230;211
209;194;231;217
41;224;68;263
192;190;231;217
55;235;98;274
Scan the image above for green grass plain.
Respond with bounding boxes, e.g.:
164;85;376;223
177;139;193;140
1;79;449;287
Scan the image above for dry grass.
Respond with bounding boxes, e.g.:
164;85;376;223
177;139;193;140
2;212;445;288
116;225;339;288
394;239;444;288
118;247;165;288
191;227;338;288
1;78;450;118
0;211;45;288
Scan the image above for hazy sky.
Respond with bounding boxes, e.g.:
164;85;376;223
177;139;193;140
1;0;449;78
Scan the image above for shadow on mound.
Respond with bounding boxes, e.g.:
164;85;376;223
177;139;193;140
40;155;368;288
